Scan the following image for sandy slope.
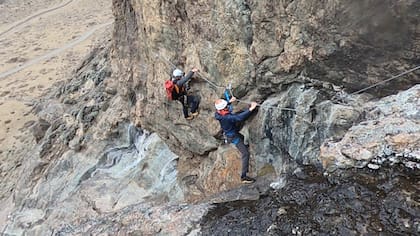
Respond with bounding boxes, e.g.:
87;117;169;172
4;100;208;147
0;0;112;179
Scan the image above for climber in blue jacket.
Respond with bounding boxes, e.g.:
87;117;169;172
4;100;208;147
214;98;258;183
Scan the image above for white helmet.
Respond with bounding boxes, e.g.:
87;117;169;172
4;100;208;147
172;69;183;77
214;99;228;110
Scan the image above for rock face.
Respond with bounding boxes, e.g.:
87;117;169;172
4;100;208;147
320;85;420;171
112;0;419;188
2;45;185;234
2;0;420;234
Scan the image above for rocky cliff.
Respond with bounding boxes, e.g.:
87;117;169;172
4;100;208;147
1;0;419;235
112;0;419;195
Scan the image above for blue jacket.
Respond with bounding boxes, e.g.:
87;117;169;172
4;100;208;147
214;109;252;137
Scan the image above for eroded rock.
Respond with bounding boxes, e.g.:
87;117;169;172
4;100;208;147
320;85;420;171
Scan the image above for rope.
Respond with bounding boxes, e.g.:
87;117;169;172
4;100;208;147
349;65;420;95
196;71;225;89
234;98;297;111
149;49;419;149
151;49;329;128
229;89;314;125
150;49;419;113
226;87;297;111
154;49;306;113
153;51;176;70
152;50;224;89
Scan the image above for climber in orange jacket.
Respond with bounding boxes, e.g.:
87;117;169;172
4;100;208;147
170;68;200;120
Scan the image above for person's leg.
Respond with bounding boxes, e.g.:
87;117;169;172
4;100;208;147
188;95;199;114
178;97;189;118
235;137;250;178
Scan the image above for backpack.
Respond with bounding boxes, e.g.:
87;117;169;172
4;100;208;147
164;79;184;100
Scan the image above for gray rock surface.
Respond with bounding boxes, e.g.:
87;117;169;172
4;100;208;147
320;85;420;171
112;0;419;166
1;0;419;234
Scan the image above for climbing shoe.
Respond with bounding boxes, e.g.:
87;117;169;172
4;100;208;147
191;111;199;117
241;176;256;184
186;115;194;120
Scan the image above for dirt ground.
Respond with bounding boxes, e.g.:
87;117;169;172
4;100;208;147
0;0;113;158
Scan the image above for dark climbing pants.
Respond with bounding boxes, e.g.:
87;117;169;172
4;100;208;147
180;95;199;118
228;134;250;178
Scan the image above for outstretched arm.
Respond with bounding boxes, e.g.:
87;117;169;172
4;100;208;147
226;102;257;122
176;67;199;86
